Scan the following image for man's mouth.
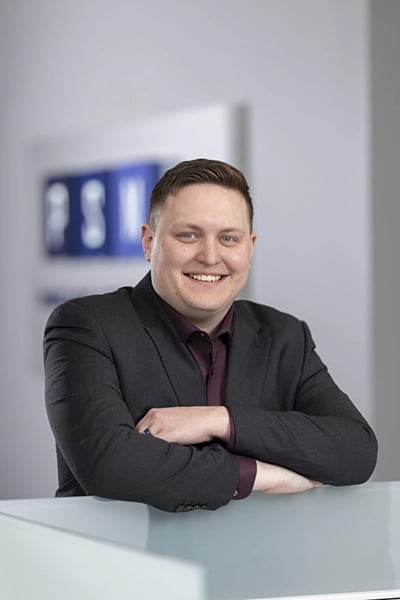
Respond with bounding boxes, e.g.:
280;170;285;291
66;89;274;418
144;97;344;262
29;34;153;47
187;274;224;282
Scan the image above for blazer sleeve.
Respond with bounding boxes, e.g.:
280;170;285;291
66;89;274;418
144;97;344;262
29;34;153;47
44;299;239;512
228;321;378;485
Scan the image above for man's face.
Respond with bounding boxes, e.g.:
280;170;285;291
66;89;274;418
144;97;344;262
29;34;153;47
141;183;256;333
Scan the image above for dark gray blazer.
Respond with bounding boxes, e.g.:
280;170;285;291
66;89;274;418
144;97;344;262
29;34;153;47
44;273;377;512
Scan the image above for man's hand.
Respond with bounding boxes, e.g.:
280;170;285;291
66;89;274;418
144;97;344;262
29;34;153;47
136;406;231;445
253;460;322;494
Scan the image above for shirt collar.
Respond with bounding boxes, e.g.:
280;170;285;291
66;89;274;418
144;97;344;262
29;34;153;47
157;296;233;343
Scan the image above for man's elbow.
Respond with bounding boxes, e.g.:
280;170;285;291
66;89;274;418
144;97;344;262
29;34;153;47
333;427;378;486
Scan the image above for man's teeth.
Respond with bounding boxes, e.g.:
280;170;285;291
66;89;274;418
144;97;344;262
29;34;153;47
190;274;222;282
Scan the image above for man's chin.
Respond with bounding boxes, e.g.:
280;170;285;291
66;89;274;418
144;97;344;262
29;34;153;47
183;297;227;313
182;300;232;321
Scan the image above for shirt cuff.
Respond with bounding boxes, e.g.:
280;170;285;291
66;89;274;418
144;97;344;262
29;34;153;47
225;407;256;499
233;456;257;500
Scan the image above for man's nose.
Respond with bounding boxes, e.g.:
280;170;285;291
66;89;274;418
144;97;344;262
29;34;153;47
196;238;220;265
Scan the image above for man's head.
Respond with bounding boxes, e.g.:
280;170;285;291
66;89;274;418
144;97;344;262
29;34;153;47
141;158;256;334
148;158;254;232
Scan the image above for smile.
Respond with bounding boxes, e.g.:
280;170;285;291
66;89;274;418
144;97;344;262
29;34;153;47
188;274;223;282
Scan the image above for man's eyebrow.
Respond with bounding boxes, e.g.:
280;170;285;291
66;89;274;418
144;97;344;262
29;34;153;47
219;228;246;234
171;222;200;229
172;222;246;234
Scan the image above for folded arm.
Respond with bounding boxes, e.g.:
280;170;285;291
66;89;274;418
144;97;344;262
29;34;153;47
228;322;378;486
44;300;239;512
136;405;321;494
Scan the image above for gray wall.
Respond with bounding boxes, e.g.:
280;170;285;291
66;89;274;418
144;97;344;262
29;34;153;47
0;0;397;499
370;0;400;480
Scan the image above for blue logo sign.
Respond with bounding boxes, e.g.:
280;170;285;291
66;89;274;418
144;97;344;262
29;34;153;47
43;162;162;257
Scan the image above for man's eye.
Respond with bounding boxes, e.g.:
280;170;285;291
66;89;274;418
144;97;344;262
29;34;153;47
178;232;197;240
221;235;237;243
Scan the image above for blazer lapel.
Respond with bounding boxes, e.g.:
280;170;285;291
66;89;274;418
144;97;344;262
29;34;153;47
129;274;207;407
226;303;272;409
145;324;208;407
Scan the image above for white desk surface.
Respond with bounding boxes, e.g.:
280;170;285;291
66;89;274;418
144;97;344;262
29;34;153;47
1;481;399;600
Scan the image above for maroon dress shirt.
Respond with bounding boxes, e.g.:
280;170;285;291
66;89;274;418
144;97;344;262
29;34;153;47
160;298;256;499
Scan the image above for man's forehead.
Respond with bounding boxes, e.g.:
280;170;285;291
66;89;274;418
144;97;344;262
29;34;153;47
165;185;248;210
150;182;252;231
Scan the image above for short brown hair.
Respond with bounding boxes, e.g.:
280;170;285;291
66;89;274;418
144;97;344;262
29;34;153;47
148;158;254;230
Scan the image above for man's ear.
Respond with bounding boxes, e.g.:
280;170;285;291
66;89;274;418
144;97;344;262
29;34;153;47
141;223;153;261
248;231;257;262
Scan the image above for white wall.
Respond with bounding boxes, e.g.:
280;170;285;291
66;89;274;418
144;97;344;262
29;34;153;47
0;0;379;499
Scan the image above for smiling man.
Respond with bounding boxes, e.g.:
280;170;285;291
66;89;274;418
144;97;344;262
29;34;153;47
44;158;378;512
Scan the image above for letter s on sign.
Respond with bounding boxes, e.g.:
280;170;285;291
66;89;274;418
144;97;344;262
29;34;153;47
80;179;106;250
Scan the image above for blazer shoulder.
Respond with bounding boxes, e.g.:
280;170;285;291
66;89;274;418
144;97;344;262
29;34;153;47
46;287;138;330
70;286;134;312
234;299;304;334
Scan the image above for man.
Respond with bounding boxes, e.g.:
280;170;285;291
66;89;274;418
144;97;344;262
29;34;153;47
44;158;378;513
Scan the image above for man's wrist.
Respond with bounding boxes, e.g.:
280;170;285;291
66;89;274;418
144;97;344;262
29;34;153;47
253;460;322;494
212;406;231;443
